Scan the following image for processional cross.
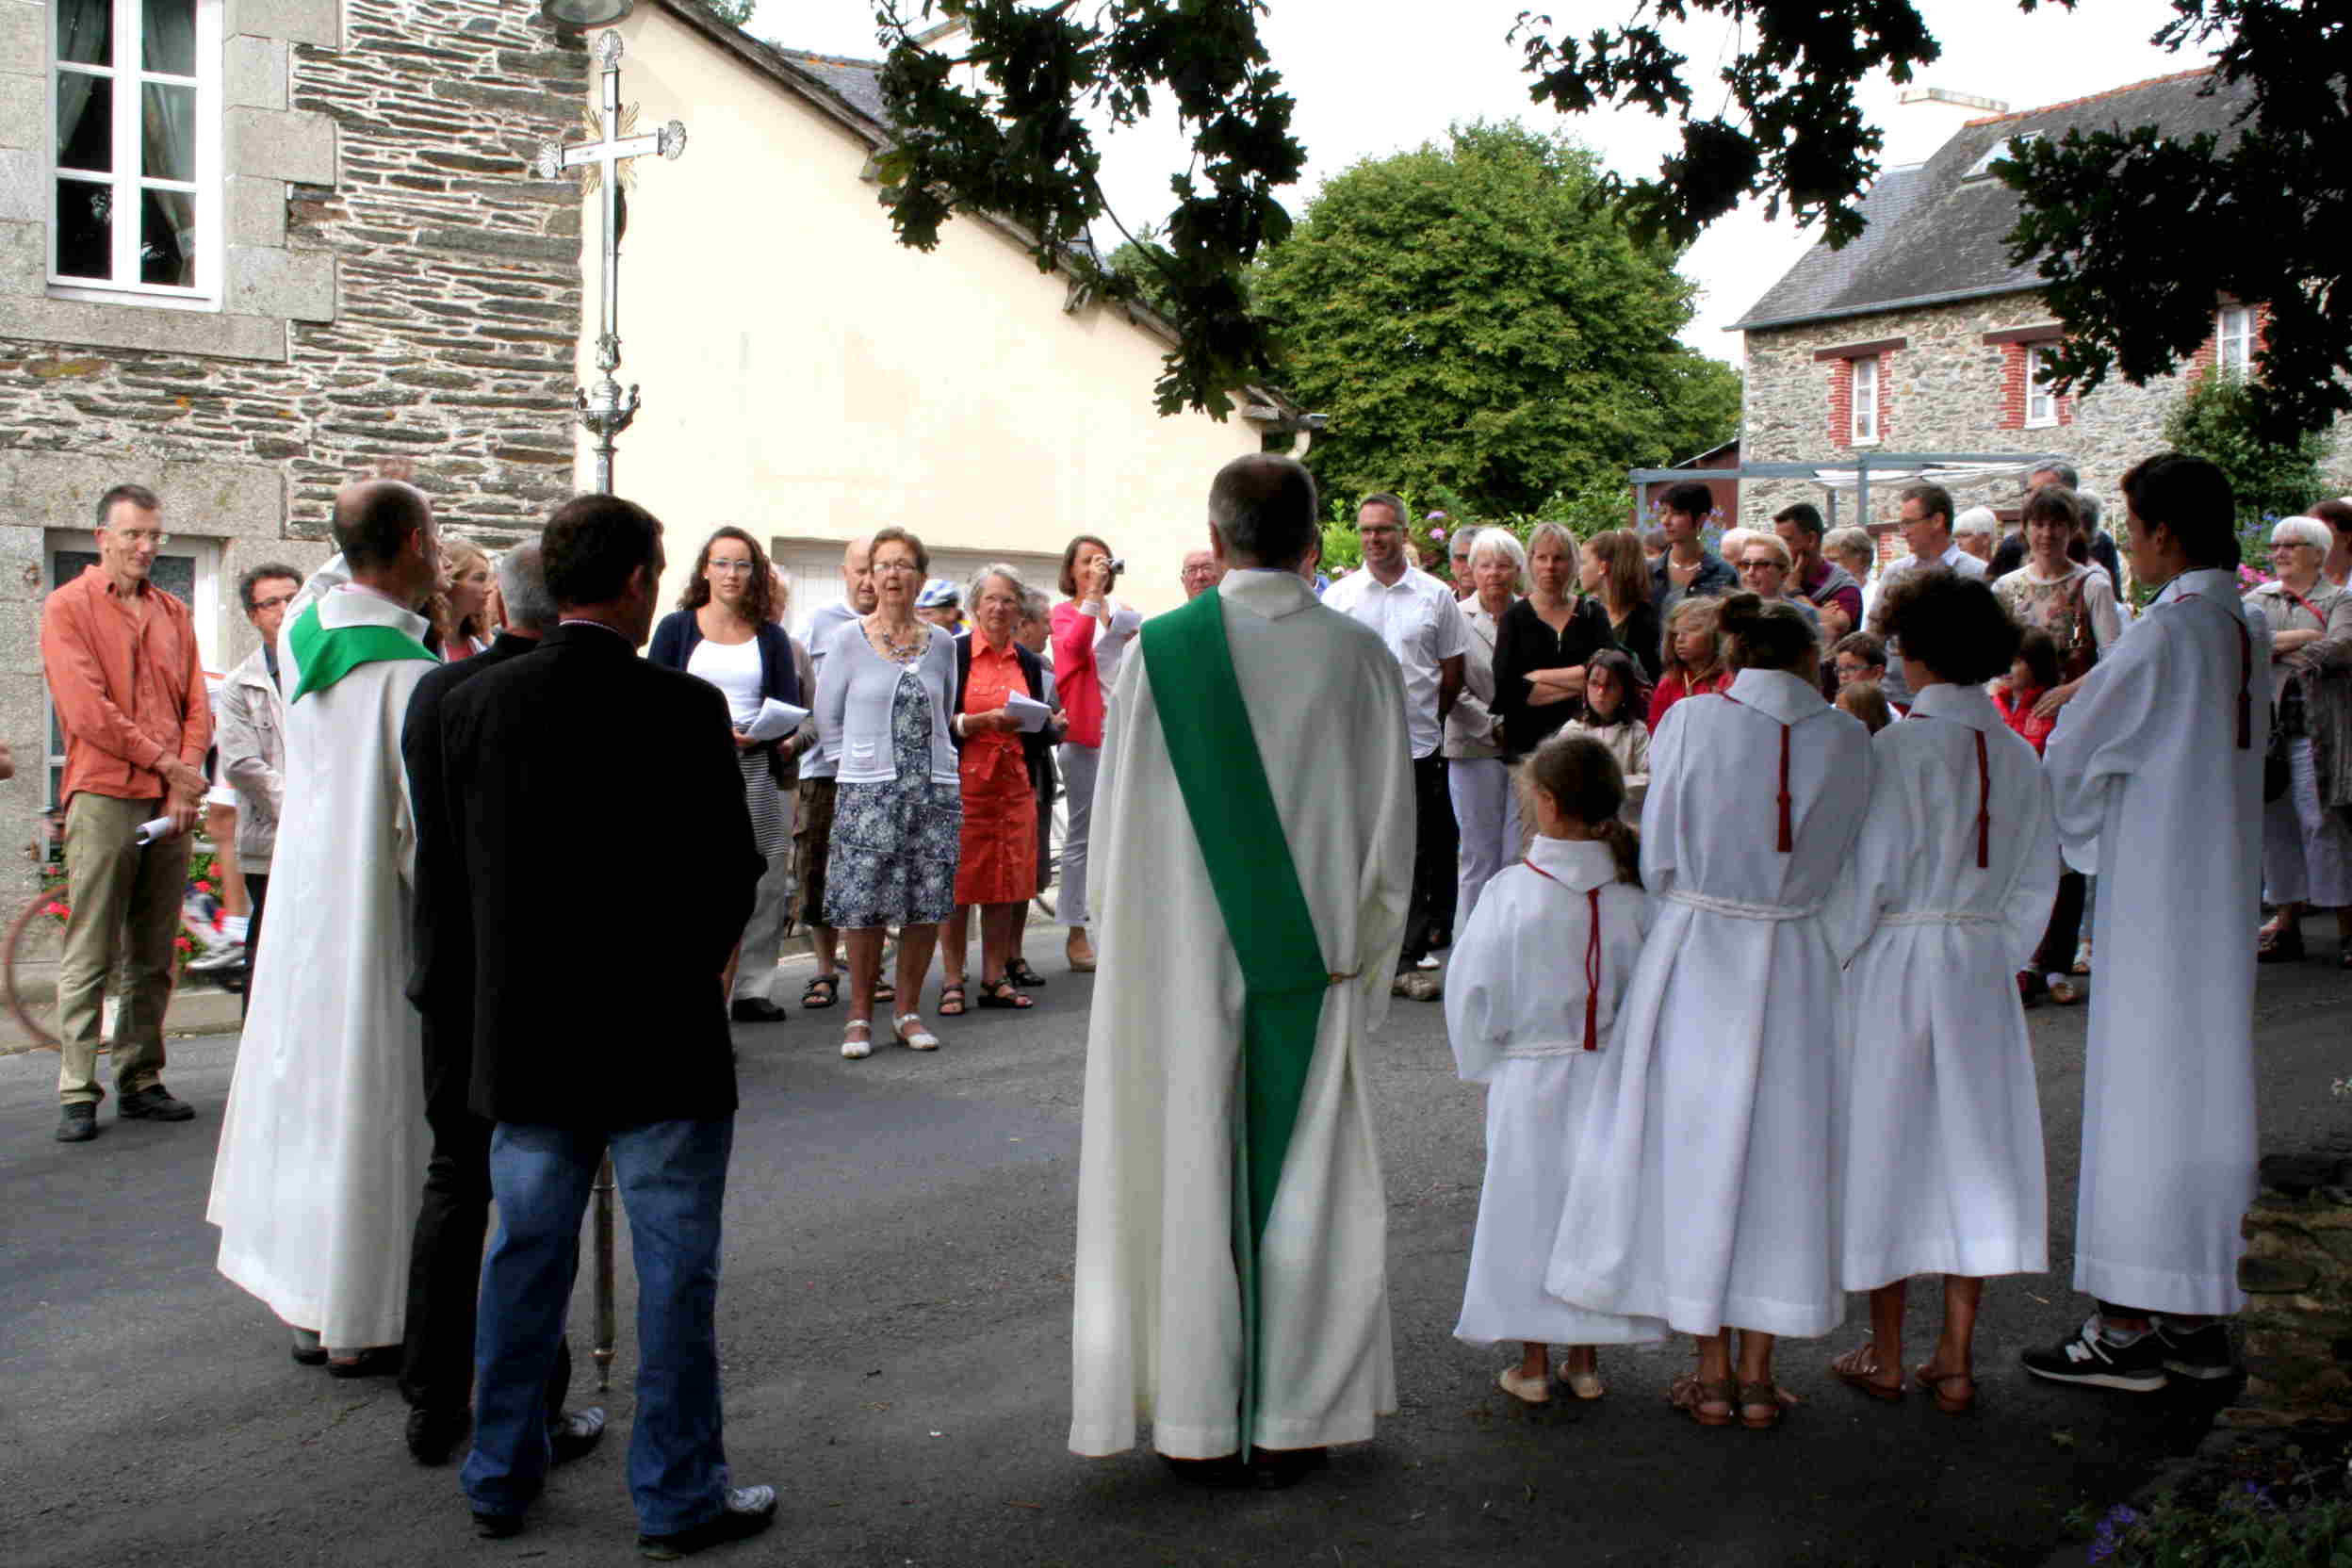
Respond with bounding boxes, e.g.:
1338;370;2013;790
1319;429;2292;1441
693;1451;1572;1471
531;28;686;496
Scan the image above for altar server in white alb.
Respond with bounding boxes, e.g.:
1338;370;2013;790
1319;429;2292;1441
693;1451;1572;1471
2024;452;2267;1393
1547;594;1871;1430
208;479;442;1371
1070;453;1414;1488
1447;733;1664;1408
1825;571;2058;1416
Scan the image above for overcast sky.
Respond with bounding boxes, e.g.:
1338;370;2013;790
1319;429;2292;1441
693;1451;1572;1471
741;0;2211;364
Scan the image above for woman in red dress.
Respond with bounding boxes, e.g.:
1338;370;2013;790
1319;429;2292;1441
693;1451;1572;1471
939;566;1051;1014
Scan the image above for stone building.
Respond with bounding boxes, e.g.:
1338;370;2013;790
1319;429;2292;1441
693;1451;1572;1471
2;0;590;873
1731;70;2348;544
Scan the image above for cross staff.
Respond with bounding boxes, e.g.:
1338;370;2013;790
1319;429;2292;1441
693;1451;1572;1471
531;28;685;496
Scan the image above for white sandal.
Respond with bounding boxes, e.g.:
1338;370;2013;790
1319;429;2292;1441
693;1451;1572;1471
841;1020;873;1060
892;1013;939;1052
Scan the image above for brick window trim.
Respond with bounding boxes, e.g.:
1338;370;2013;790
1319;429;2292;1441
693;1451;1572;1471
2190;301;2270;384
1998;340;2074;432
1983;323;2065;348
1827;349;1894;448
1812;335;1909;364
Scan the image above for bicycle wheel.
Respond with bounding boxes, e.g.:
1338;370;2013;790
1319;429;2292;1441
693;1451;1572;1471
2;895;66;1050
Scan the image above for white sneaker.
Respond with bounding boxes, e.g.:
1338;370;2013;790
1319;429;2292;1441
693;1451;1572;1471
188;937;247;973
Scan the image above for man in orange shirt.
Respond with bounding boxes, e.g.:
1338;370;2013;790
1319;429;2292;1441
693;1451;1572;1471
40;484;211;1143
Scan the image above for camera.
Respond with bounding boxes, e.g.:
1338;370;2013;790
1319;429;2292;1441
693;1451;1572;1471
1105;557;1125;578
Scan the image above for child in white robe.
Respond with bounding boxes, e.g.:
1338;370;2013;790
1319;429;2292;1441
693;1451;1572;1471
1447;735;1666;1405
1824;570;2059;1414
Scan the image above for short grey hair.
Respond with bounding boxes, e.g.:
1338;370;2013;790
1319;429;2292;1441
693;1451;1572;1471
2272;516;2333;552
2080;492;2102;531
1018;584;1053;623
1953;506;1999;539
965;562;1027;611
1465;527;1528;594
1525;521;1579;576
2030;461;2080;490
496;538;556;632
1822;525;1874;572
1737;531;1792;568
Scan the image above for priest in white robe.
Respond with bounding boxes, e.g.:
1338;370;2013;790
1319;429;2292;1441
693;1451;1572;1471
207;480;443;1364
1070;454;1414;1484
2024;452;2267;1394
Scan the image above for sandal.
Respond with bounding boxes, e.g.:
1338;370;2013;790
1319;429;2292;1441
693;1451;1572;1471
841;1020;873;1059
802;974;839;1009
938;984;968;1017
1005;957;1047;988
2047;976;2082;1006
1830;1343;1904;1402
873;980;896;1004
1667;1373;1736;1428
2071;938;2093;976
1914;1363;1977;1414
976;978;1034;1010
2258;923;2306;963
1738;1380;1798;1430
893;1013;939;1052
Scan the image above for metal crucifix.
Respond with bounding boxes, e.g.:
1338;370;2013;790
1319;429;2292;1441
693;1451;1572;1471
531;28;686;496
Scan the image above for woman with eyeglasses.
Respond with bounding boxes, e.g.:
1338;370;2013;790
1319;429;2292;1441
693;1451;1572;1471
2246;515;2352;967
650;527;804;1021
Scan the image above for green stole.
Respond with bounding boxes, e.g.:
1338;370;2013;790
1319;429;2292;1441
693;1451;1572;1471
1139;587;1332;1448
285;600;437;706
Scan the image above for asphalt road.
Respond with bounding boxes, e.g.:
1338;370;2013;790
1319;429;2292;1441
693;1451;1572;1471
4;922;2347;1568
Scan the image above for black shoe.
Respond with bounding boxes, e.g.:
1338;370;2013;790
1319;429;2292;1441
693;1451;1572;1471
474;1511;526;1541
1004;957;1048;989
637;1486;778;1560
550;1406;606;1465
326;1346;403;1379
117;1085;195;1121
2155;1318;2238;1380
55;1103;98;1142
1160;1452;1253;1489
2020;1315;2168;1392
1250;1446;1328;1491
729;998;788;1024
407;1406;470;1466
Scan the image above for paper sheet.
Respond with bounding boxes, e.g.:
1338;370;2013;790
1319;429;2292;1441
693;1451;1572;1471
741;698;810;743
1005;692;1053;733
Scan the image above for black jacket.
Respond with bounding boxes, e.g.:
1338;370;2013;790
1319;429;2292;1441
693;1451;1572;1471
647;610;801;785
425;622;761;1128
951;633;1057;777
1492;596;1618;760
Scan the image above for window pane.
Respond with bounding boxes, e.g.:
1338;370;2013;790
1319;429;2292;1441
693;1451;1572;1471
142;0;197;74
140;188;194;286
56;73;112;172
142;83;196;181
56;0;111;66
55;179;112;279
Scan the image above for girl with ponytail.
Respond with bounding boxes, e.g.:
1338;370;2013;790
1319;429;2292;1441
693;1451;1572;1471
1447;736;1662;1405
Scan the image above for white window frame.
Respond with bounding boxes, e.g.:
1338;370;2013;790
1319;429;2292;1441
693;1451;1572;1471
2024;343;2059;429
1849;354;1880;446
41;529;222;811
1965;130;2042;181
2216;304;2254;376
46;0;225;310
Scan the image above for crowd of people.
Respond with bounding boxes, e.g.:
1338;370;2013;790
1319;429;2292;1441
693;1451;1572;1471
26;441;2346;1528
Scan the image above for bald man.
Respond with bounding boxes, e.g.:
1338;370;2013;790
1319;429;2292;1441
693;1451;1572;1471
1181;548;1226;601
210;479;448;1373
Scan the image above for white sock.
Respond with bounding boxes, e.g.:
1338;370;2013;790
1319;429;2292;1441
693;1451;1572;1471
222;916;249;943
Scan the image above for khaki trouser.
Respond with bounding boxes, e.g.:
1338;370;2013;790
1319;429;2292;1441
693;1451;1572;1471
57;792;188;1105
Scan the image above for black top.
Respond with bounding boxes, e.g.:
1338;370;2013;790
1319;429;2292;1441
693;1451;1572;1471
427;622;760;1128
1649;547;1738;615
1491;595;1617;760
1605;598;1665;684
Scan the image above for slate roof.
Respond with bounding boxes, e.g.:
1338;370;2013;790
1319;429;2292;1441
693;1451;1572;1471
1731;70;2255;333
765;46;892;135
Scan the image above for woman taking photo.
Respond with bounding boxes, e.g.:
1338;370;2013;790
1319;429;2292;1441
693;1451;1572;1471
2246;516;2352;965
1050;534;1143;974
817;526;962;1058
938;565;1050;1015
649;528;804;1020
1646;596;1730;729
1446;529;1525;924
1492;522;1615;760
1582;530;1662;682
1549;594;1873;1430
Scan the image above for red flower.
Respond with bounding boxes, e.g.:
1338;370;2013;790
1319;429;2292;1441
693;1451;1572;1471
194;880;214;895
42;901;65;917
174;936;193;952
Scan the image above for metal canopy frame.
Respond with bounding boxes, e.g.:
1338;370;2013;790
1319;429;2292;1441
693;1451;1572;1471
1629;449;2068;531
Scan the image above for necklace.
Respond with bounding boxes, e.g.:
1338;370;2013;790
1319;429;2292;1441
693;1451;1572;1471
868;615;927;662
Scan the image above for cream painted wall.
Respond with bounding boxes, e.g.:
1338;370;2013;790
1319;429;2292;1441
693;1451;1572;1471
572;9;1266;634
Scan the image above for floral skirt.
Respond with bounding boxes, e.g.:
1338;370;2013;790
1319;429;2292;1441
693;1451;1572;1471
825;775;961;928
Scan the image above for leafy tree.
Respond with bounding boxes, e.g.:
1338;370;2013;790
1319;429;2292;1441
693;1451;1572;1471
2162;371;2328;524
703;0;757;27
1253;122;1737;517
872;0;2344;440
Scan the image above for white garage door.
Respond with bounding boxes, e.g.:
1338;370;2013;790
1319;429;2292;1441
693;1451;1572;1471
769;535;1064;639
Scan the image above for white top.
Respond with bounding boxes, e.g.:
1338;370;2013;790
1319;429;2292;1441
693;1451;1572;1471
1445;835;1651;1080
685;632;764;726
1323;564;1469;759
1443;596;1509;760
1080;596;1146;694
1875;541;1987;707
799;598;860;780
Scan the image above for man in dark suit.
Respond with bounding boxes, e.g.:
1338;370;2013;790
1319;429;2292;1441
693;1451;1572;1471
426;497;772;1556
398;539;602;1467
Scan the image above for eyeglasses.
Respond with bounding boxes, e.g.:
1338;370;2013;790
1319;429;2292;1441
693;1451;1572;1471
874;560;921;574
111;529;170;547
249;593;296;612
1738;559;1782;573
707;560;757;574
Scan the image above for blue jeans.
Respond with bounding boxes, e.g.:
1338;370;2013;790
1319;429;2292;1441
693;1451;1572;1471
461;1118;735;1535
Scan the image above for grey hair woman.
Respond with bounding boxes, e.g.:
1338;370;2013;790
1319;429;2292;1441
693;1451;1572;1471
1447;529;1527;923
2248;515;2352;966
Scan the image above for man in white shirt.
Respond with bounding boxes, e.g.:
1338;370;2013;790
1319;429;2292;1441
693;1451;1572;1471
1324;492;1465;989
1870;482;1985;708
791;538;875;1010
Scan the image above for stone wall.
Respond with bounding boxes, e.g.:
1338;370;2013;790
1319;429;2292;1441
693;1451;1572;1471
0;0;589;891
2228;1152;2352;1429
1740;292;2352;536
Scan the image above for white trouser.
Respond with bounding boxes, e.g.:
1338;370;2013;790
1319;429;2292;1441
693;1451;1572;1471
2264;735;2352;907
1057;742;1102;932
1448;757;1522;928
731;841;798;1002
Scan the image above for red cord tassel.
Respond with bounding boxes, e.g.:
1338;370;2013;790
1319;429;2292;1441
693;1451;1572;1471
1582;889;1602;1052
1974;729;1991;870
1775;725;1793;854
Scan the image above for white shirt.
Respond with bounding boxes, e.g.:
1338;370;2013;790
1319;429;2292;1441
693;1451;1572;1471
800;598;860;780
1323;564;1468;758
1080;596;1145;696
685;633;764;726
